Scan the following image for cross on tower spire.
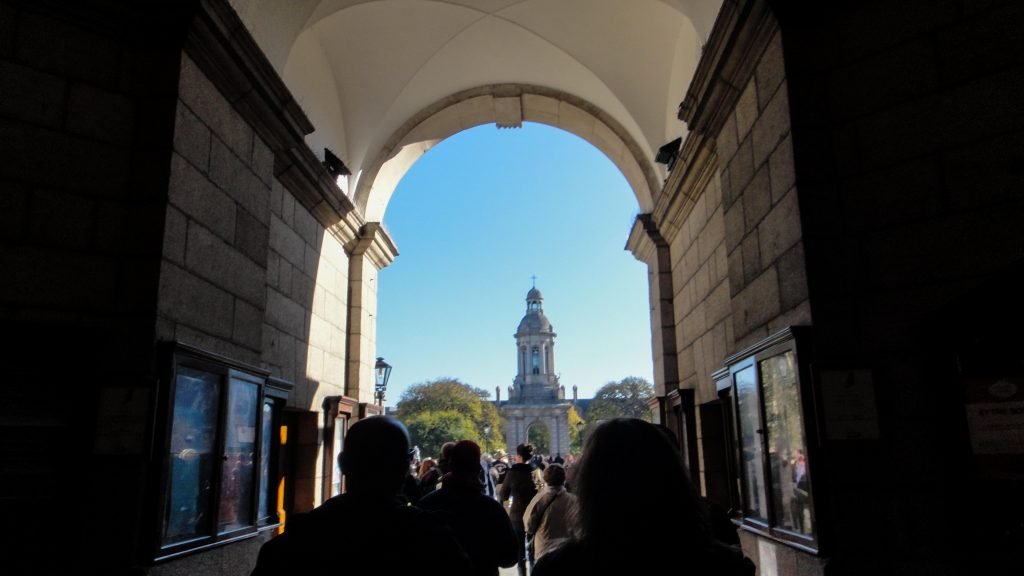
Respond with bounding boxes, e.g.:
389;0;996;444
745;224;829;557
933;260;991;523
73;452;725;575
531;274;536;288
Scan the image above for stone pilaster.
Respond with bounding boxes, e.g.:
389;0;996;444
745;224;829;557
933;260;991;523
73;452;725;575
344;222;397;403
627;214;679;400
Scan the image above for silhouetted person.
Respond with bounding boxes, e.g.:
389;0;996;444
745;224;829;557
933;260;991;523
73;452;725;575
438;441;457;475
481;453;497;500
562;454;578;493
498;443;539;576
524;463;578;565
491;451;510;487
654;423;741;546
418;440;519;576
251;416;472;576
403;465;423;506
418;457;442;500
532;418;754;576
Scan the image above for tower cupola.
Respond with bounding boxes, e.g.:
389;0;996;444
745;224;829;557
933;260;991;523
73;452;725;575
512;283;559;403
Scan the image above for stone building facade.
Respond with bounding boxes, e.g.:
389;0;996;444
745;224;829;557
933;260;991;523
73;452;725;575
2;1;1022;576
500;287;572;457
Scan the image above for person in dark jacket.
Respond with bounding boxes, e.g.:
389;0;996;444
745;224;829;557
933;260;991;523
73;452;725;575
498;442;538;576
532;418;755;576
419;440;519;576
251;417;472;576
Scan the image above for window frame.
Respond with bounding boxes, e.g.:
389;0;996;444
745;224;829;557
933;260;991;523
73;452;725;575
151;342;291;562
718;327;822;553
322;395;359;499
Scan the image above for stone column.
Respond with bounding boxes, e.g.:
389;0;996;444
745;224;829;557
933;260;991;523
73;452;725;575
627;214;680;401
344;222;397;403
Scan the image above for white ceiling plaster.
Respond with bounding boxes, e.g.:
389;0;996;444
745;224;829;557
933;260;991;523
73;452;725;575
497;0;693;147
228;0;722;221
284;31;349;165
373;15;642;155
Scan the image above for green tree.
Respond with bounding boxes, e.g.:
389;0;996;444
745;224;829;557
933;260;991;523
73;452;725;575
394;377;504;456
585;376;655;423
403;410;478;458
527;422;550;454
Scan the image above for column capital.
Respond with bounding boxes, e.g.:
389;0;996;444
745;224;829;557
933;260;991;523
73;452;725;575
346;222;399;270
626;213;668;264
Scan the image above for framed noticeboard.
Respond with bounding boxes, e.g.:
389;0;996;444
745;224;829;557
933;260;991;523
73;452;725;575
963;378;1024;473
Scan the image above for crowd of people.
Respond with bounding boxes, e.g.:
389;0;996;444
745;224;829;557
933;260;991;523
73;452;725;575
252;417;755;576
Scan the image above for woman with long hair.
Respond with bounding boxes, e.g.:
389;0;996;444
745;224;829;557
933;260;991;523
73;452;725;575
532;418;754;575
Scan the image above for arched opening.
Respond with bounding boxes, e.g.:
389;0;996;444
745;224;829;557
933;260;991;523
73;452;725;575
527;421;551;456
353;85;663;222
243;0;715;224
376;123;654;406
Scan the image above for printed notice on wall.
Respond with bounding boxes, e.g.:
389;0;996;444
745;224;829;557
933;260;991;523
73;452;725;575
964;378;1024;455
965;401;1024;455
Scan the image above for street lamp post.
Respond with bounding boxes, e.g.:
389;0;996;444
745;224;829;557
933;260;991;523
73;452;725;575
374;357;392;408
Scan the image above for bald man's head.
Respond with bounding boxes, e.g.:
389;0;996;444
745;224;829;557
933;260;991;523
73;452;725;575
339;416;411;497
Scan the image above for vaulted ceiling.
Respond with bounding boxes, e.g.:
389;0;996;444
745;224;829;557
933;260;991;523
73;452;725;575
228;0;720;221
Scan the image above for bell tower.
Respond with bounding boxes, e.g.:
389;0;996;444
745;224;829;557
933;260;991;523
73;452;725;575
512;284;559;403
501;282;572;458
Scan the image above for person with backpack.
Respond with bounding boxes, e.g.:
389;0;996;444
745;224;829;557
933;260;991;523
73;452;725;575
523;464;578;565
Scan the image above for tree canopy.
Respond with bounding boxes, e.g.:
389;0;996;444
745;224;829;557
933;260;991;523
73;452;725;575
567;405;584;454
394;377;504;457
527;422;550;455
584;376;655;423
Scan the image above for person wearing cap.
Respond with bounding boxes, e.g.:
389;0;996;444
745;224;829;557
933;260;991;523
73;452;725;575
418;440;519;576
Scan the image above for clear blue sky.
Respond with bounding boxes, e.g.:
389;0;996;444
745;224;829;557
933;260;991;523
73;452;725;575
376;122;654;406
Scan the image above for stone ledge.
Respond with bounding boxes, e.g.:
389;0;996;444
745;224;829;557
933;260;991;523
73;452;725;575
184;0;358;241
678;0;778;138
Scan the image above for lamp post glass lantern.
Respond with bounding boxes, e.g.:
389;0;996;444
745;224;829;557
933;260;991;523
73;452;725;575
374;357;392;407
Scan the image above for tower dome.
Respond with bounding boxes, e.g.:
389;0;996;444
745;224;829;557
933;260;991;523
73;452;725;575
518;285;552;333
517;312;552;334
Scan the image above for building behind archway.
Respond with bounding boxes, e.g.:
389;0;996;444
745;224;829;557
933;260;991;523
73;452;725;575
497;285;575;459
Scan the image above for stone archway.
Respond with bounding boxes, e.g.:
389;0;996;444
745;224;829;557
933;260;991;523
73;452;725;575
353;84;662;223
526;420;552;455
503;403;572;458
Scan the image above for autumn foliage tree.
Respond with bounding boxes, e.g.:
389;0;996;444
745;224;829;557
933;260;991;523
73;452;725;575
567;405;585;454
394;377;503;457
